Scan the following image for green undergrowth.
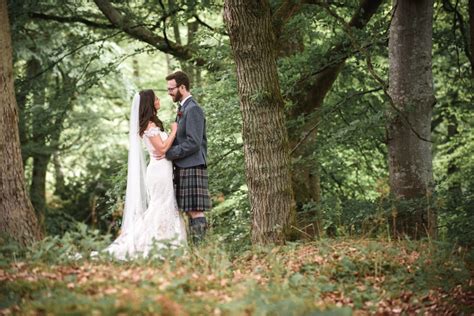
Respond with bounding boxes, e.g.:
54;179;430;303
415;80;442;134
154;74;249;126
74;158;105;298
0;228;472;315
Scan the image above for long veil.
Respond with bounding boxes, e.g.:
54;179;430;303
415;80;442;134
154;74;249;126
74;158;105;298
121;93;148;234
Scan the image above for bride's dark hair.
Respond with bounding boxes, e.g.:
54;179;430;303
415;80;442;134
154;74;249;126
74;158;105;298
138;89;164;137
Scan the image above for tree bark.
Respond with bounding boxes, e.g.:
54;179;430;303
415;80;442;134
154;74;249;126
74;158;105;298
16;58;42;167
185;20;200;85
0;0;42;246
387;0;436;239
52;152;65;198
30;154;50;226
28;58;48;224
224;0;296;244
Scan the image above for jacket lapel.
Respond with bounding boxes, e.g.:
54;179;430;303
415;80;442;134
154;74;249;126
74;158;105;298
177;97;193;123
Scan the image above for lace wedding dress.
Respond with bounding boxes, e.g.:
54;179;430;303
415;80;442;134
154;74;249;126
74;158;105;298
104;126;187;260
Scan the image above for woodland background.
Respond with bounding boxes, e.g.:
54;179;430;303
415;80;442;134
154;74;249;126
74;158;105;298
0;0;473;314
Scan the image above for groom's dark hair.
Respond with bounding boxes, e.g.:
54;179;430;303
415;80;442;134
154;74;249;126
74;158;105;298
166;71;190;91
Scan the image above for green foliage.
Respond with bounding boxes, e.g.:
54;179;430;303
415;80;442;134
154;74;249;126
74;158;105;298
9;0;473;248
431;0;474;246
98;162;128;235
200;68;252;249
0;223;110;266
437;184;474;246
45;146;128;236
28;223;111;264
209;186;251;253
3;4;472;315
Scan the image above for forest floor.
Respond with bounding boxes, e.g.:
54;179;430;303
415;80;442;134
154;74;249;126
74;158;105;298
1;237;473;315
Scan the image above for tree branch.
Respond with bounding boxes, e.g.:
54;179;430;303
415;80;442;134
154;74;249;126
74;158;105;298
290;88;382;155
16;31;123;86
324;2;433;144
442;0;473;75
29;12;115;29
272;0;303;39
208;144;243;167
92;0;203;64
193;14;220;33
289;0;385;117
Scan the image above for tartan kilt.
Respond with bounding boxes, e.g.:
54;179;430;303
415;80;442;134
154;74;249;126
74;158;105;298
174;165;211;212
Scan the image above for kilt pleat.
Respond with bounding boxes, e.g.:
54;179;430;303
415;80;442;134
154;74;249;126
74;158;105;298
174;166;211;212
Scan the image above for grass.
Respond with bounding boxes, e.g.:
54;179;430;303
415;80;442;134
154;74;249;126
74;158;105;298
0;233;473;315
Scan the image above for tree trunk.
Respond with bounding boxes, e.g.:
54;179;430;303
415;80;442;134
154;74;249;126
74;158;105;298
169;0;188;76
0;0;42;246
17;58;42;167
30;154;50;227
168;0;198;84
28;57;48;224
132;58;139;78
27;66;75;229
169;0;182;47
387;0;436;239
290;107;323;238
53;152;66;198
185;20;200;85
224;0;296;244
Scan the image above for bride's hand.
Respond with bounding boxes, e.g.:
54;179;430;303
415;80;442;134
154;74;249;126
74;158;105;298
170;122;178;134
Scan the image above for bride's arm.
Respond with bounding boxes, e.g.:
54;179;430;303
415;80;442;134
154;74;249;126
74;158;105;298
147;123;177;155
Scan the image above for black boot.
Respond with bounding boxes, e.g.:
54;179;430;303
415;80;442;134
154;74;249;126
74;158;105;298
189;217;207;246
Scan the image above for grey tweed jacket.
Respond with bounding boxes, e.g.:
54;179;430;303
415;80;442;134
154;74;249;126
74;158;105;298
165;97;207;168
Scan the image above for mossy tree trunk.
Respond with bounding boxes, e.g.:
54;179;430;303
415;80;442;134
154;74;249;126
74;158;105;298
0;0;42;246
224;0;296;244
387;0;437;238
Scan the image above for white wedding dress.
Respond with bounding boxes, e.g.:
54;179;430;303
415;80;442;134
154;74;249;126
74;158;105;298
104;126;187;260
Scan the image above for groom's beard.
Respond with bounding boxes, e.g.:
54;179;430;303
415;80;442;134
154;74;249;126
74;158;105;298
172;90;183;103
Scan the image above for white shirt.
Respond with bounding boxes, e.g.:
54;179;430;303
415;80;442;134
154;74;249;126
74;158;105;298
180;95;192;106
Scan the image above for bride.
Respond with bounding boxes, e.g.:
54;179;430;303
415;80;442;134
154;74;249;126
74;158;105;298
104;90;186;260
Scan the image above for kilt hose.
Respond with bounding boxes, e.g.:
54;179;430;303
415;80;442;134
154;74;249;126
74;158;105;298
174;165;211;212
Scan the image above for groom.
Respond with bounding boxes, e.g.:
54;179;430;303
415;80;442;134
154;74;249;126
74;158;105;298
165;71;211;245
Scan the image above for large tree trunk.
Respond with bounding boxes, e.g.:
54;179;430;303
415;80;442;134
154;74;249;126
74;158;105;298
224;0;296;244
387;0;436;239
0;0;42;246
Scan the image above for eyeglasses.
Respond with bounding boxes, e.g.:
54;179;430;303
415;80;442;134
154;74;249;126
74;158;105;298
167;86;179;92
